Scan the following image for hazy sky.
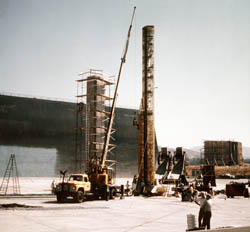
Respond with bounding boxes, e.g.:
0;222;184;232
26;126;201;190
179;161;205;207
0;0;250;148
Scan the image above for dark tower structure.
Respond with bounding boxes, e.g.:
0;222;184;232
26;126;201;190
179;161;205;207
204;140;243;166
138;25;155;188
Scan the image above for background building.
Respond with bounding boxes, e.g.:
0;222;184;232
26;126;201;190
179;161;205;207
204;140;243;166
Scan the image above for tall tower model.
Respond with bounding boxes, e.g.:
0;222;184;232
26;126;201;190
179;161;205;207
75;70;115;173
138;26;155;188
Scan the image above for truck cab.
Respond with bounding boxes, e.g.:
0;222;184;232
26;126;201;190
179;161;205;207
55;173;91;203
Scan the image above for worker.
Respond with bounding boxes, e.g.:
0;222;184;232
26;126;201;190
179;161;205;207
180;183;185;201
192;190;198;202
195;191;206;228
140;181;145;194
125;181;131;196
132;175;137;194
120;184;124;199
189;183;194;201
202;194;212;230
51;180;56;194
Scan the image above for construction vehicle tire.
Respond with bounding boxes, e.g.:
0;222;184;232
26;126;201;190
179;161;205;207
110;188;115;199
102;189;109;201
105;191;110;201
56;194;64;203
75;190;84;203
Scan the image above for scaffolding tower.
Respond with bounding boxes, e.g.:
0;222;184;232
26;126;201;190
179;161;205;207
0;154;21;195
204;140;243;166
75;69;116;173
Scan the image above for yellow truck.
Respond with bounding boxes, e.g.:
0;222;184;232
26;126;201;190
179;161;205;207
55;173;91;203
55;170;123;203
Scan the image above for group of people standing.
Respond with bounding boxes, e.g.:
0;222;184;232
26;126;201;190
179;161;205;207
195;191;212;230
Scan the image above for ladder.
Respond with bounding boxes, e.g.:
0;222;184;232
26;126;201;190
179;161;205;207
0;154;21;195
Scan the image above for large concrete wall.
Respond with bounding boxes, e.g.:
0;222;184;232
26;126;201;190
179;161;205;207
0;94;138;177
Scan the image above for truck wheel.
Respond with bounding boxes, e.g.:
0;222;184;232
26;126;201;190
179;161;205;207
101;190;109;201
56;194;64;203
105;191;110;201
110;188;115;199
75;190;84;203
243;189;249;198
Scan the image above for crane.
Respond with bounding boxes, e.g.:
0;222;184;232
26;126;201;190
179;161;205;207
101;7;136;168
55;7;136;203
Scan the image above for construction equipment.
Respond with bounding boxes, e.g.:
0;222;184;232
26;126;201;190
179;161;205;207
55;172;91;203
87;6;136;200
226;181;249;198
0;154;21;195
194;165;216;194
55;7;136;202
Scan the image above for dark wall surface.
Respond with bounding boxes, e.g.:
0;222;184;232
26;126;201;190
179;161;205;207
0;94;138;177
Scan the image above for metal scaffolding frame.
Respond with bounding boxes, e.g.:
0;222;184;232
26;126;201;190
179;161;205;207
204;140;243;166
75;69;116;173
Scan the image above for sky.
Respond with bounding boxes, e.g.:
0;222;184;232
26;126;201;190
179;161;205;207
0;0;250;148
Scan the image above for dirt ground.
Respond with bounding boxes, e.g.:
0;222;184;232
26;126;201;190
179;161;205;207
0;178;250;232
